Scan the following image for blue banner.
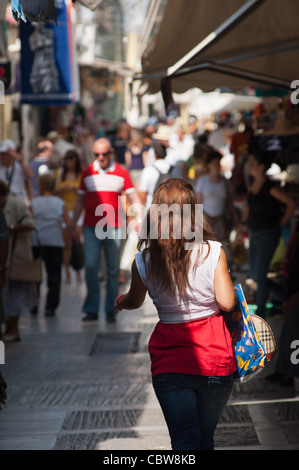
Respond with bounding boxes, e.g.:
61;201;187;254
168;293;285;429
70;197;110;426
20;0;77;106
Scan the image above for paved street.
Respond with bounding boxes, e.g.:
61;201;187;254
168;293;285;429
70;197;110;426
0;268;299;451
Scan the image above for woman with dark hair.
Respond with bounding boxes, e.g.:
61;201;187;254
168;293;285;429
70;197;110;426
55;150;83;283
237;151;296;318
114;178;237;451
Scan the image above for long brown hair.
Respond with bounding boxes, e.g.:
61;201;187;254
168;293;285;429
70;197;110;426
137;178;215;299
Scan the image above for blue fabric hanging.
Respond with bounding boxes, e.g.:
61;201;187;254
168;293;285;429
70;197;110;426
11;0;57;24
11;0;27;22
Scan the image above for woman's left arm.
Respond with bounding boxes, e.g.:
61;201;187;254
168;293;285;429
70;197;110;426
114;259;148;313
270;186;296;226
63;205;72;230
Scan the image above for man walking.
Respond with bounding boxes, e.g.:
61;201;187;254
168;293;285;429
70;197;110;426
72;138;141;323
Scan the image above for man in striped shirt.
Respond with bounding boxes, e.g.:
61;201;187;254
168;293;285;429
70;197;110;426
72;137;142;323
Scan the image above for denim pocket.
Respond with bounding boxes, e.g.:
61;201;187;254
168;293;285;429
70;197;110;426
207;375;234;401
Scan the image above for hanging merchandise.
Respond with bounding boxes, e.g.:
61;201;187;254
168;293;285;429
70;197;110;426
20;1;79;106
11;0;26;22
11;0;57;24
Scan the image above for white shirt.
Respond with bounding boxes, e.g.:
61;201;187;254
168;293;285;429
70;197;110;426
147;144;183;168
139;160;171;208
195;174;227;217
169;133;195;161
135;241;222;323
165;146;182;167
30;196;65;247
208;128;226;151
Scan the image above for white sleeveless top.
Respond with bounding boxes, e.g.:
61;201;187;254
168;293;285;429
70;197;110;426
135;240;222;324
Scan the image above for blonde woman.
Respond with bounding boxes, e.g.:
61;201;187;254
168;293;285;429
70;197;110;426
125;130;148;189
55;150;83;283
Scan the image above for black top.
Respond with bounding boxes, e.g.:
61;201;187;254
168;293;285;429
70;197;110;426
110;136;127;164
248;179;282;232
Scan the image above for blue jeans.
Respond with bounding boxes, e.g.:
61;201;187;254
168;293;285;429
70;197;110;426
249;227;280;317
152;373;234;450
83;226;123;316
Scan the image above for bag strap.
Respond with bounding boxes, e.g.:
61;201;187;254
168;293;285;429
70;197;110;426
10;214;41;258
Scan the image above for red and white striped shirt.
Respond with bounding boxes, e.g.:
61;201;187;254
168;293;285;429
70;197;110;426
79;160;135;227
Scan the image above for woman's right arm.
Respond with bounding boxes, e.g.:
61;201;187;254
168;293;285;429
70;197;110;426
114;260;147;312
214;248;236;311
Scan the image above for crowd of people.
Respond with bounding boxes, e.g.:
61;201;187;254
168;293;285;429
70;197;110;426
0;115;297;332
0;112;298;447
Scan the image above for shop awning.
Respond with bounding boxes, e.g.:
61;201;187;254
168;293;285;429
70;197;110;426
136;0;299;104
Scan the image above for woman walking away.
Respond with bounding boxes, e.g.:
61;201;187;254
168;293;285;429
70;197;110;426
114;178;237;451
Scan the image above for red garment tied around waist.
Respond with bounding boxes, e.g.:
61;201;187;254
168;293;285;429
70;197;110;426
149;312;237;377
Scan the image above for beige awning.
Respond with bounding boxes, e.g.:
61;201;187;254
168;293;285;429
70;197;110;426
137;0;299;98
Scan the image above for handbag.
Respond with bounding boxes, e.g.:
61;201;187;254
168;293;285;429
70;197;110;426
223;283;276;382
9;231;43;284
70;240;84;271
250;314;277;362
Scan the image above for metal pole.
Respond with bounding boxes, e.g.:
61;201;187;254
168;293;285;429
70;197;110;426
172;61;291;90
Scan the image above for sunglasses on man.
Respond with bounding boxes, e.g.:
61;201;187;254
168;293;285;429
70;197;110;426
93;150;111;158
